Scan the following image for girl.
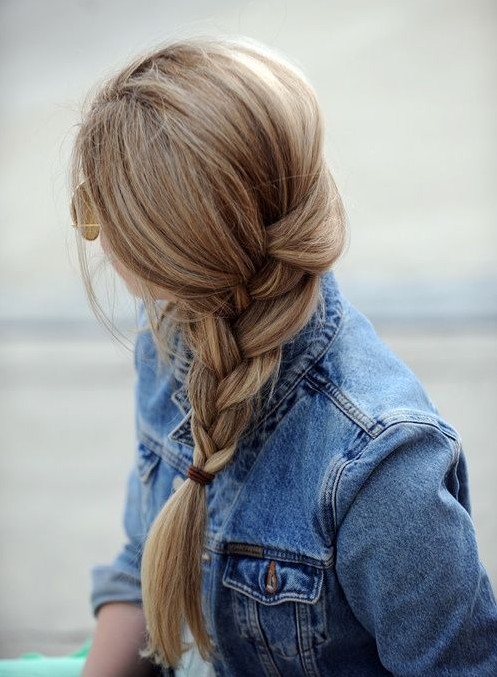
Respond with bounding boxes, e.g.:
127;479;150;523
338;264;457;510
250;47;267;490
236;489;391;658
70;35;497;677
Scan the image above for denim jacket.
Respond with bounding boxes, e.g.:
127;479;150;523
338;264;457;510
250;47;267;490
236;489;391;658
90;270;497;676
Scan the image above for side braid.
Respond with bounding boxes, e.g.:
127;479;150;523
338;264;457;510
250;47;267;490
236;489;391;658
185;265;282;484
141;260;323;668
185;267;281;477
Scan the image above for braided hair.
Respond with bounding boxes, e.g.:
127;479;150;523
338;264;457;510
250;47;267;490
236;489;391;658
69;34;347;669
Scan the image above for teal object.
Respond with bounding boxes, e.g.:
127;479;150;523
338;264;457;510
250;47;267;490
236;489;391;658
0;639;91;676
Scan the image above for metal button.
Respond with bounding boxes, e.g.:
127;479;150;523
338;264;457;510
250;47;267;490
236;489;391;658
201;550;211;562
265;560;278;594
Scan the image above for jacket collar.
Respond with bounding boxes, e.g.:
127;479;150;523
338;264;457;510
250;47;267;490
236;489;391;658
167;270;343;448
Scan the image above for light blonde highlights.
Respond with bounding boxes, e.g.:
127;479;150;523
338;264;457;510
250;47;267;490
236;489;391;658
69;35;347;669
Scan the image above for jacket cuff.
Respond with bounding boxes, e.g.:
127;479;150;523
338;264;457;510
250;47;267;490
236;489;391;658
90;563;142;618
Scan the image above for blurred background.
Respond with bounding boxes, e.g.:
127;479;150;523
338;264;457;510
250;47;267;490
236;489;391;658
1;0;496;658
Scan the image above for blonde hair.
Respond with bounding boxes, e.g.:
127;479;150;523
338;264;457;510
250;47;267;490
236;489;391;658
69;34;347;669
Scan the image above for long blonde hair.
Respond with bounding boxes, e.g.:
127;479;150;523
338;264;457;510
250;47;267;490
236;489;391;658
69;34;347;669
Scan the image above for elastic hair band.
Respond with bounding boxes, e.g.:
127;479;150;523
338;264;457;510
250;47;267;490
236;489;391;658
187;464;215;486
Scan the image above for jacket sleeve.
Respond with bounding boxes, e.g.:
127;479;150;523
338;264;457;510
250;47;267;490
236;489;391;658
334;420;497;677
89;463;146;618
89;309;149;618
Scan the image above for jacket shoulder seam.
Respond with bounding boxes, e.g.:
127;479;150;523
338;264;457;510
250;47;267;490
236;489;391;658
322;418;460;537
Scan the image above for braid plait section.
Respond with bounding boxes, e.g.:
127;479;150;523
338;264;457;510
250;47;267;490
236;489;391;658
224;256;302;320
183;261;292;481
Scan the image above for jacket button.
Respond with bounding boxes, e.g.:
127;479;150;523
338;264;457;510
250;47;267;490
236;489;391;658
201;550;211;562
172;474;185;492
265;560;278;594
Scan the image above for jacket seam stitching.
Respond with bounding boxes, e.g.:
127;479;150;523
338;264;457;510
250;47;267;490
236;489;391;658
322;418;459;538
304;374;381;436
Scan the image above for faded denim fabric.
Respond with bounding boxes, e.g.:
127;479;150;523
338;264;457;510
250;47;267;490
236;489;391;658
90;270;497;676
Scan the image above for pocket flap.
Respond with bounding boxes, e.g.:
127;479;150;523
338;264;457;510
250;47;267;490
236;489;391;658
136;441;161;482
222;555;323;605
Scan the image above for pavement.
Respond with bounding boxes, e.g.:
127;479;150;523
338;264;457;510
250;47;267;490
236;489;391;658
0;326;496;658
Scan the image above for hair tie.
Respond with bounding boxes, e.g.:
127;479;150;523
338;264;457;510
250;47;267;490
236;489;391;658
187;464;215;486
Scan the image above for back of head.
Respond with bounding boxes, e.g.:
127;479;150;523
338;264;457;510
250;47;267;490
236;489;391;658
70;34;347;669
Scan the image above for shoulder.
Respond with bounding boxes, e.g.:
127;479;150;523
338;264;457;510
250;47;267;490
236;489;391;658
306;293;442;429
303;287;463;454
298;291;468;526
332;418;464;531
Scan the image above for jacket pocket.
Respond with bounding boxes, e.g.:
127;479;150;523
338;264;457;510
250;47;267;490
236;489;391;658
222;554;328;660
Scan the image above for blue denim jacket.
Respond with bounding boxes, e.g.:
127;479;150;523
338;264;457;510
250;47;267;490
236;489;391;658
90;270;497;676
